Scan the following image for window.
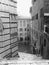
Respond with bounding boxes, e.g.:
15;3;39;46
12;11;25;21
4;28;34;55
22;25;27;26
34;43;36;46
23;21;26;26
20;37;23;41
32;0;36;4
44;39;46;47
27;29;29;31
20;33;23;36
27;37;30;40
36;14;38;19
20;21;22;26
20;28;23;31
45;27;48;33
46;27;49;34
25;28;26;31
44;25;49;34
34;0;36;2
44;16;49;24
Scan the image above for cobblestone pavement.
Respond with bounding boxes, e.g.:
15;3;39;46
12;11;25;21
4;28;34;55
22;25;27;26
0;44;49;65
0;52;49;65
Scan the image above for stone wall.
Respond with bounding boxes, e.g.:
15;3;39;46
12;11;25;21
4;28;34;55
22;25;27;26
0;0;18;59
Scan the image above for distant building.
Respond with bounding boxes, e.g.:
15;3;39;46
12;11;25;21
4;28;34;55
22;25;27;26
0;0;18;59
17;17;32;45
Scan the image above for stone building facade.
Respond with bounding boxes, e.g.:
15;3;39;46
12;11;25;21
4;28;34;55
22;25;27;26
30;0;49;59
40;0;49;59
17;17;32;45
0;0;18;59
30;0;43;53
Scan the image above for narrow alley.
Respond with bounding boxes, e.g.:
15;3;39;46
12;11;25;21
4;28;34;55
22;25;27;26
18;43;42;61
0;0;49;65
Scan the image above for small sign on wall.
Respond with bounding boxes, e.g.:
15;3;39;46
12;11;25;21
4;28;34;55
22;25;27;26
0;18;4;32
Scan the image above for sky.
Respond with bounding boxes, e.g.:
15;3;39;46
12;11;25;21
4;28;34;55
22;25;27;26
17;0;32;18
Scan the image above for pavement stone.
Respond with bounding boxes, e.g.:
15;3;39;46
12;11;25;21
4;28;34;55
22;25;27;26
0;52;49;65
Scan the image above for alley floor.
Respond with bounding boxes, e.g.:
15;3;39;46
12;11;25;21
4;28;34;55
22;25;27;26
0;43;49;65
1;52;49;65
18;43;32;54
